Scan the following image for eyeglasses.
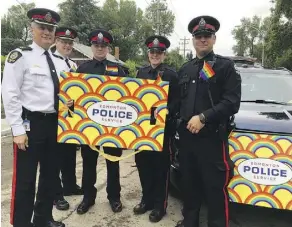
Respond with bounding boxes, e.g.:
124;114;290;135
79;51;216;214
59;39;74;45
148;49;165;55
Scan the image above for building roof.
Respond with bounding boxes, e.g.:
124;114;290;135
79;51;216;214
72;42;125;65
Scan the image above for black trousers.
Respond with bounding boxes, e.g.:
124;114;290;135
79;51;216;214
178;124;233;227
81;146;122;202
55;143;77;200
135;133;171;212
11;113;60;227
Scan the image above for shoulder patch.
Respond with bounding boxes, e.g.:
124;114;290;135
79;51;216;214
52;53;64;60
19;46;32;51
7;50;22;64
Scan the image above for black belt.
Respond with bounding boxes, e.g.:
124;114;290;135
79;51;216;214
28;111;57;117
22;107;57;118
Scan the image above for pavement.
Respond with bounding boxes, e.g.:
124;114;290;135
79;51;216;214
1;118;11;137
1;122;291;227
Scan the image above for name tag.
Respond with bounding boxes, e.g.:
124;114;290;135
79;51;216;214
23;119;30;131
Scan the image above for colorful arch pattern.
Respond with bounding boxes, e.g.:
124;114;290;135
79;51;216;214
57;72;169;152
228;132;292;211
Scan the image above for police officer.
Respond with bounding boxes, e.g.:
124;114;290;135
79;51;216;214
76;29;126;215
133;36;180;223
51;27;83;211
175;16;241;227
2;8;65;227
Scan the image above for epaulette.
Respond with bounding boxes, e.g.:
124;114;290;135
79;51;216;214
52;53;64;60
162;64;177;73
179;59;193;69
78;60;91;68
19;46;32;51
215;54;233;61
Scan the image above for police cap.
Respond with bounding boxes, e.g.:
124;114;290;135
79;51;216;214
55;27;78;40
145;35;170;51
188;15;220;36
27;8;60;27
88;29;113;45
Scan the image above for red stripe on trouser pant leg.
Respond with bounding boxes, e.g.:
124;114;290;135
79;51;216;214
222;141;230;227
10;143;18;225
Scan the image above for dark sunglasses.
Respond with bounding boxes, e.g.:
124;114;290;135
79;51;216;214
148;49;165;55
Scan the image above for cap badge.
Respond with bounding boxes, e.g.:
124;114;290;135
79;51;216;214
153;38;160;46
44;12;52;22
65;29;71;36
97;32;103;40
199;18;206;28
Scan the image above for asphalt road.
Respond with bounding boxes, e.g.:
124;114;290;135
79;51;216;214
1;135;291;227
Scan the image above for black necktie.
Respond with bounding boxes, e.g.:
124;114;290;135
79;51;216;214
44;51;60;111
65;58;71;69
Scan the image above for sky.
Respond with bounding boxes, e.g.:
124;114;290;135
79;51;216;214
1;0;273;56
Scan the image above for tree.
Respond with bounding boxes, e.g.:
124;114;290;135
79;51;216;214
164;48;185;71
1;3;35;44
58;0;102;44
1;38;23;56
99;0;154;60
265;0;292;69
231;16;270;60
144;0;175;36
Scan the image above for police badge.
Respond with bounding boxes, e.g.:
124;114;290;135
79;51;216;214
97;32;103;41
199;18;206;28
44;12;52;22
153;38;160;47
65;29;71;36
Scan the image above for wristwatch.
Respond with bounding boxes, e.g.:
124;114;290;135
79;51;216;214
199;113;206;124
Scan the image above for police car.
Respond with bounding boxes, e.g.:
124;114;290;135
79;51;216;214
170;66;292;211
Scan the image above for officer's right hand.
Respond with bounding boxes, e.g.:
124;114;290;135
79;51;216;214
66;99;74;107
13;134;29;151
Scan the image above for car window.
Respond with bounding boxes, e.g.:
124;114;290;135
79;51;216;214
241;71;292;103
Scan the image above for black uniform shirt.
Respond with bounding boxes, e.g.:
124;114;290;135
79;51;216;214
77;58;126;76
178;51;241;124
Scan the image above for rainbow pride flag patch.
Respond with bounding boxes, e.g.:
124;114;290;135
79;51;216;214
199;61;215;81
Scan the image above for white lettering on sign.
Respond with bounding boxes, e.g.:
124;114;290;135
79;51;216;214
87;101;138;127
238;158;292;186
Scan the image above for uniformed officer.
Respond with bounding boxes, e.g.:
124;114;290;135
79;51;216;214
76;29;126;215
51;27;83;211
175;16;241;227
2;8;65;227
133;36;180;223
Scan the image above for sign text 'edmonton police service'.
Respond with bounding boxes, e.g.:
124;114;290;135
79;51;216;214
87;101;138;127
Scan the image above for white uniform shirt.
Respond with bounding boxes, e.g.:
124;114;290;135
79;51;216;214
53;50;78;72
2;42;66;136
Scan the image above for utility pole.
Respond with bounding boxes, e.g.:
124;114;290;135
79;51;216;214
180;36;190;58
152;0;167;35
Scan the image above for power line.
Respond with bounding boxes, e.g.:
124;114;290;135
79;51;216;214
180;36;190;58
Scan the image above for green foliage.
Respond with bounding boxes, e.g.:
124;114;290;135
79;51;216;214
58;0;102;44
124;59;139;77
164;48;185;71
1;38;23;55
231;16;270;59
1;2;35;44
1;56;7;72
145;0;175;37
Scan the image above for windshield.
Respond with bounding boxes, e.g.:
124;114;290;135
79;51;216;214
241;71;292;103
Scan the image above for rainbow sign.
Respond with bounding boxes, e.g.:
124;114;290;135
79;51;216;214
57;72;169;152
228;132;292;210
